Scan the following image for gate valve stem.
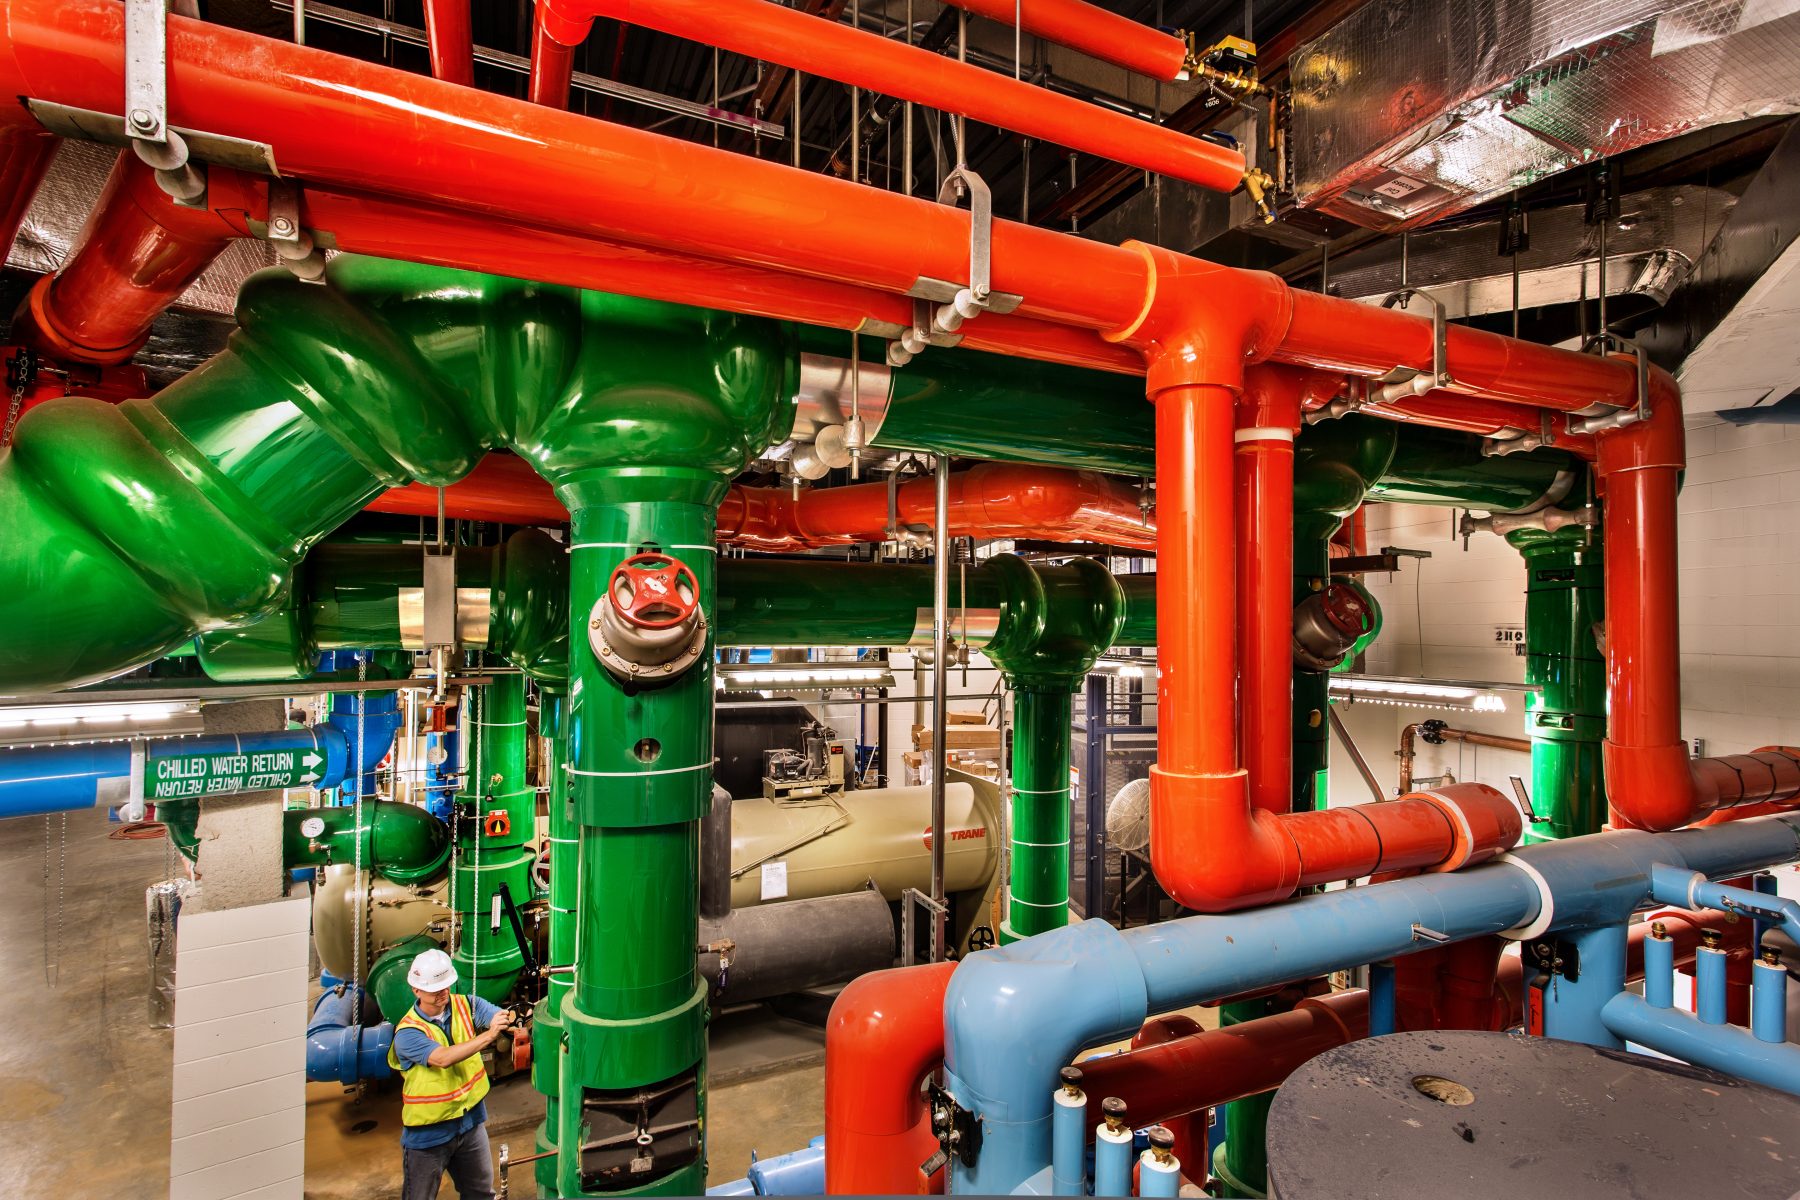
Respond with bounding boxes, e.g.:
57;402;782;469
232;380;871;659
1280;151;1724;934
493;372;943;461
1101;1096;1128;1135
1060;1066;1084;1100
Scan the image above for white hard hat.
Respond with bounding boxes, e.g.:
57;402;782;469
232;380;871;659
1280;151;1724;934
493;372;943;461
407;948;458;992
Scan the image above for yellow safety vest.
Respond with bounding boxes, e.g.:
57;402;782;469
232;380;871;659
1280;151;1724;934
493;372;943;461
386;993;491;1127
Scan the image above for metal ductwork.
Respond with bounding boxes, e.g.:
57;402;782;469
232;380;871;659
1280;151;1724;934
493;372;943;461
1330;184;1734;319
1290;0;1800;231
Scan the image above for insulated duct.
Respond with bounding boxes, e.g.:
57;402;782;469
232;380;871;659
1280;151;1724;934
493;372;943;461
1290;0;1800;230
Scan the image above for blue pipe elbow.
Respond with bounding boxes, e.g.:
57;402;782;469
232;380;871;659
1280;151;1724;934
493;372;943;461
306;987;394;1083
706;1137;825;1196
327;691;402;803
1602;991;1800;1096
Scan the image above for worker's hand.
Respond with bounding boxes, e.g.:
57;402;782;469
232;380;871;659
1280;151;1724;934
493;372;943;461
489;1009;517;1034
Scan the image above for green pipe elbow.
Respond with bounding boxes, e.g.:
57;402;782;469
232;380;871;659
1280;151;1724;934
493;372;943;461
283;801;451;884
984;555;1126;692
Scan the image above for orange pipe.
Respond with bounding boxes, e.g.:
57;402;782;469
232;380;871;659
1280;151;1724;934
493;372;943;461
371;453;566;525
9;151;230;365
1125;1015;1207;1173
0;124;57;263
717;463;1155;552
1593;366;1800;829
421;0;475;86
540;0;1246;193
943;0;1190;81
824;963;954;1196
1235;365;1339;814
1079;990;1368;1131
528;6;576;109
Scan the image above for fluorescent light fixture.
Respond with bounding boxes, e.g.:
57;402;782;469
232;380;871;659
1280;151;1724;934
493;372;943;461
1329;673;1534;714
716;664;897;693
0;700;205;746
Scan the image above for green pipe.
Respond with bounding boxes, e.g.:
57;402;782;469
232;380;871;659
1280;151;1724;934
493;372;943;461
1366;422;1575;512
534;685;572;1199
450;670;535;1005
1004;687;1076;940
281;800;450;883
1510;521;1607;841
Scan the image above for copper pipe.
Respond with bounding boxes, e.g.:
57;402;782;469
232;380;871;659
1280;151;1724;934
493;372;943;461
1396;722;1530;795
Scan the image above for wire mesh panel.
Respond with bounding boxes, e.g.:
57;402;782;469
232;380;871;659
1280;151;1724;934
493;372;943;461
1071;669;1157;922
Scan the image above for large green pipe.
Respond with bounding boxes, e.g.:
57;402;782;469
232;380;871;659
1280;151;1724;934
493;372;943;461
451;670;535;1004
281;800;450;884
1510;522;1607;841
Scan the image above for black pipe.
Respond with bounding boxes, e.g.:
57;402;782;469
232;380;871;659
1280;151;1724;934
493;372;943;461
698;887;895;1004
700;783;733;921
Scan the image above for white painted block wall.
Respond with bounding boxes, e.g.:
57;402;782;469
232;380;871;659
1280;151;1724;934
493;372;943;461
170;895;310;1200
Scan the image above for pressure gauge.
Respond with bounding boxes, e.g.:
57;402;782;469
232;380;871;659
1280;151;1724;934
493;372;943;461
299;816;326;839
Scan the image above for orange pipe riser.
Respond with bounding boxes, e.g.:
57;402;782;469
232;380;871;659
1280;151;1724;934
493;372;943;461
945;0;1189;81
528;9;576;109
1079;990;1369;1130
717;463;1156;552
542;0;1245;193
1235;365;1337;815
824;962;955;1196
11;152;231;366
0;125;58;263
422;0;475;86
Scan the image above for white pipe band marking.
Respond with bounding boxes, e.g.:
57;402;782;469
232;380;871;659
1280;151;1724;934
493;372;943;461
1010;786;1072;795
569;542;718;554
1234;426;1295;443
1012;838;1073;848
567;762;713;778
1010;896;1071;908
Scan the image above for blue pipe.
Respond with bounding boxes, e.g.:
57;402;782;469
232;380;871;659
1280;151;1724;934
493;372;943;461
1648;863;1800;946
1137;1149;1180;1198
1696;942;1729;1025
1367;960;1396;1036
1753;956;1788;1043
1755;872;1781;945
422;728;459;821
1643;926;1674;1009
306;986;394;1083
1539;923;1628;1048
1051;1081;1087;1196
1092;1126;1132;1198
0;725;351;820
1602;991;1800;1096
705;1137;825;1196
326;690;403;806
942;814;1800;1194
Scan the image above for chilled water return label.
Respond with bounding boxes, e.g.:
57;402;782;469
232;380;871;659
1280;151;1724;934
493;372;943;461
144;747;324;799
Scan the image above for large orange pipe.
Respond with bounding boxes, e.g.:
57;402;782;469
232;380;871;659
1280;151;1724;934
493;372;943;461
717;463;1155;552
421;0;475;86
10;151;230;365
1236;366;1340;814
539;0;1246;193
824;963;954;1196
943;0;1190;81
1593;368;1800;829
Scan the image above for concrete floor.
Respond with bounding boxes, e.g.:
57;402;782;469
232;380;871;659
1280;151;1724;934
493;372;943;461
4;807;828;1198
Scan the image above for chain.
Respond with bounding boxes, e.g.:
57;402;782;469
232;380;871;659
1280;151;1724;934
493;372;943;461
351;655;367;1009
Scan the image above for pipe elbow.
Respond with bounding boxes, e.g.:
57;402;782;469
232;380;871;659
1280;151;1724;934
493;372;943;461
1148;766;1300;912
305;988;394;1083
534;0;595;47
1604;740;1700;831
1594;364;1684;478
826;963;954;1134
1102;243;1291;394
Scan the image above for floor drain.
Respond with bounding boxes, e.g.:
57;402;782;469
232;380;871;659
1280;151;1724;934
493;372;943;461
350;1119;379;1135
1411;1074;1475;1106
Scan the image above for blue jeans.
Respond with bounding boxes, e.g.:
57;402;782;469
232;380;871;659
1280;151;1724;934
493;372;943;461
402;1122;495;1200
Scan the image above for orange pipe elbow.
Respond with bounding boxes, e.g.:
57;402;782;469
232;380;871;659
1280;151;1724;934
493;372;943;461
825;962;955;1196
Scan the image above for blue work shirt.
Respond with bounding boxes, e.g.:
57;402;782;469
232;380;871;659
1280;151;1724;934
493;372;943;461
392;993;502;1149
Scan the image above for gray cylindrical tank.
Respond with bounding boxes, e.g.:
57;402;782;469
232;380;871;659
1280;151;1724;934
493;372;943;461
727;782;998;909
312;863;448;982
700;886;896;1003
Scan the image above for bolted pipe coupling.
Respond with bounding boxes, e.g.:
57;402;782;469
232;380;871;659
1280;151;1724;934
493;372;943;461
588;551;708;684
1292;582;1377;672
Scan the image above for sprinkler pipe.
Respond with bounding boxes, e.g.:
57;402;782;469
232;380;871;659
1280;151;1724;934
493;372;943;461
940;0;1191;82
939;812;1800;1193
531;0;1248;193
823;962;956;1196
0;723;350;820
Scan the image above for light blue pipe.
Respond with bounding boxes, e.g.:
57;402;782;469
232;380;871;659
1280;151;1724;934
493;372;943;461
1649;863;1800;946
1368;960;1396;1036
1602;991;1800;1096
422;728;459;821
705;1137;825;1196
1137;1150;1180;1198
1753;957;1787;1043
327;690;403;806
1539;923;1628;1048
1643;928;1675;1009
306;986;394;1083
0;725;351;820
1092;1127;1132;1198
942;814;1800;1195
1050;1082;1086;1196
1696;943;1729;1025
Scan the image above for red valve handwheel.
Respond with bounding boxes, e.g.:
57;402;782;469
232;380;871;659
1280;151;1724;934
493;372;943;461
608;552;701;630
1320;583;1372;636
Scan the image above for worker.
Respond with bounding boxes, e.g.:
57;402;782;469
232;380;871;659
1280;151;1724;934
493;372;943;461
386;947;516;1200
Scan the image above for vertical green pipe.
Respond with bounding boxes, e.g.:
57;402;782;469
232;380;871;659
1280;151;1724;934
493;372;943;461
560;499;715;1198
1290;513;1340;814
1003;687;1075;941
535;685;571;1198
1511;522;1607;841
451;669;534;1004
